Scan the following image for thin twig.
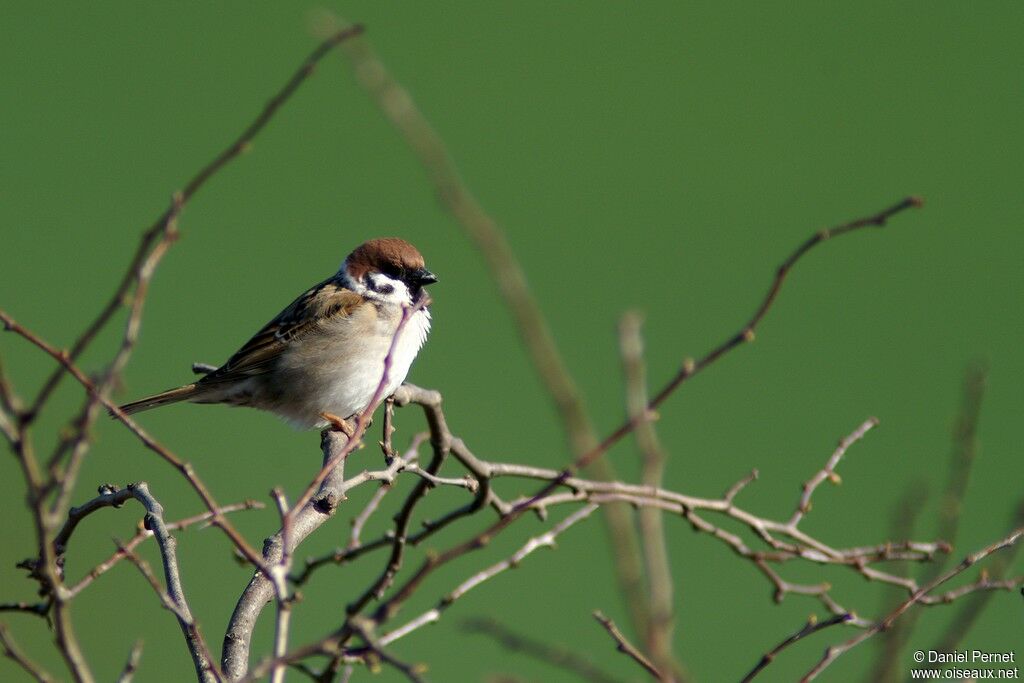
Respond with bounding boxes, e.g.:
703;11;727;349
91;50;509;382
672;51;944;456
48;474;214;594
326;200;922;634
0;310;267;575
932;501;1024;653
0;356;20;443
337;19;593;459
463;618;626;683
868;362;987;681
0;602;48;618
593;611;663;681
343;384;450;620
116;482;220;682
22;23;366;422
350;616;426;683
0;623;55;683
377;505;599;646
579;198;923;474
116;640;144;683
66;500;263;598
47;199;183;526
741;613;852;682
790;417;880;527
335;23;655;644
801;525;1024;681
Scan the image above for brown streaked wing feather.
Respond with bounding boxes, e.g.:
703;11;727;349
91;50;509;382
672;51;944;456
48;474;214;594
198;279;363;385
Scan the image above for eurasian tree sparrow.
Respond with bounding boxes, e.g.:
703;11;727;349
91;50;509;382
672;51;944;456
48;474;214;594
118;238;437;429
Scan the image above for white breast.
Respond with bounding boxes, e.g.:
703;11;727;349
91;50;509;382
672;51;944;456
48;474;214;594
272;306;431;429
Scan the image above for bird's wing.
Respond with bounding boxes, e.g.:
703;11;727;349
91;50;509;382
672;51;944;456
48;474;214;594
198;278;363;385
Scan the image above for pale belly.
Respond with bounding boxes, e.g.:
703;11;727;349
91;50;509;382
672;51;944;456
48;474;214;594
264;308;430;429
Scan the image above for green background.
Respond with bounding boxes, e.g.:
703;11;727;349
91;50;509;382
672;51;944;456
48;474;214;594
2;3;1022;681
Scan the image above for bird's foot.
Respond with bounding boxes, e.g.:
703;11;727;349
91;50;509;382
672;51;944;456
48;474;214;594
320;412;356;437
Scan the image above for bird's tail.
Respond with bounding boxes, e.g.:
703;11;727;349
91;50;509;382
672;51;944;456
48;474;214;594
116;384;200;416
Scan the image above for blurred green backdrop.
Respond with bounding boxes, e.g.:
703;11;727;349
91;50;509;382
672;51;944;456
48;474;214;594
2;3;1022;681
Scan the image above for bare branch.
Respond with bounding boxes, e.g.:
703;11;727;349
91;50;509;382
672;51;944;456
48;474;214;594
54;484;135;555
349;616;426;683
270;489;293;683
337;20;594;459
351;485;394;548
790;417;879;527
334;25;657;645
343;387;451;621
577;198;922;474
619;312;678;679
0;602;48;619
378;505;599;647
463;618;626;683
116;641;144;683
0;623;55;683
115;482;220;682
0;310;268;578
741;613;852;682
222;430;350;680
67;500;263;598
22;23;366;422
869;362;987;680
0;355;19;443
328;198;921;637
801;525;1024;681
593;611;664;681
933;501;1024;653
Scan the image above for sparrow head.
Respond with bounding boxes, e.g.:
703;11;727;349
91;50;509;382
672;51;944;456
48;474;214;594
343;237;438;305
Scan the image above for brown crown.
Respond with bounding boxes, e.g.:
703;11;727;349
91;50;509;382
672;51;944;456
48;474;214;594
345;238;426;279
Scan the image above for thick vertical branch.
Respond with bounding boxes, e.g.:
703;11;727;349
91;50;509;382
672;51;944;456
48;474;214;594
619;313;679;681
222;430;349;681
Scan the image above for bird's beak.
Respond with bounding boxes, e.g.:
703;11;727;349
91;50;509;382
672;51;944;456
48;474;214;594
414;268;438;285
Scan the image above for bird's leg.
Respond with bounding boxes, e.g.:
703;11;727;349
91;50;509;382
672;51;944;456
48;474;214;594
319;412;356;437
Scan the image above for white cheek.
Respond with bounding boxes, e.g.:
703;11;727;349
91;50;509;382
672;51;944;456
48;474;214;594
365;273;411;305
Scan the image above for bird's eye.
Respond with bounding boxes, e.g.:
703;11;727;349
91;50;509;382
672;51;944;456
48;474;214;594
382;264;403;279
